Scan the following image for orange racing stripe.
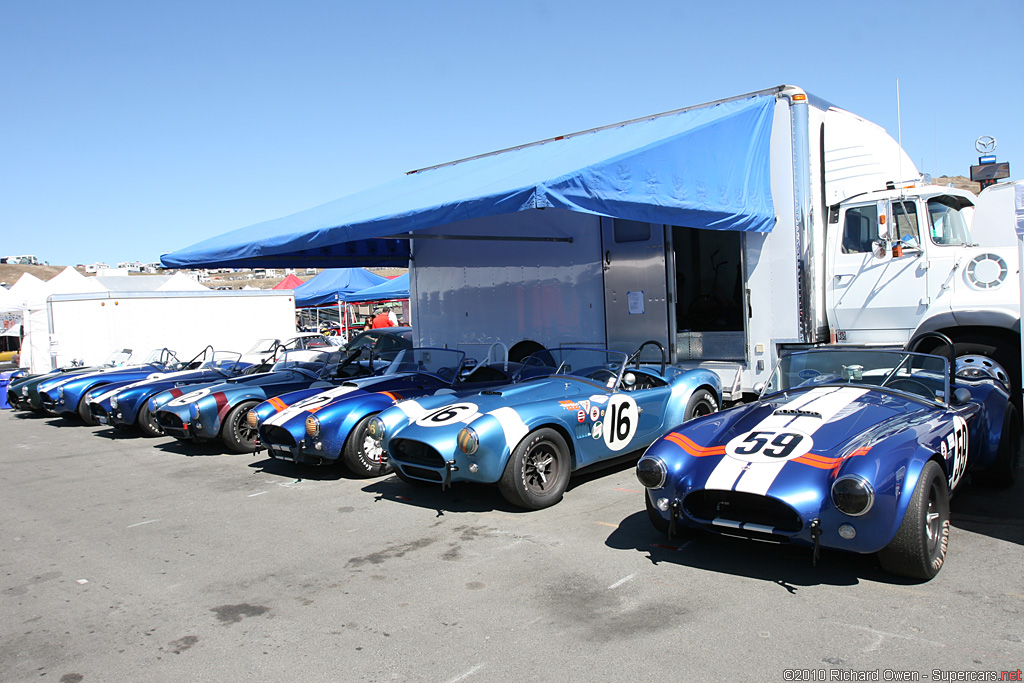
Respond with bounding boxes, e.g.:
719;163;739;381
664;432;726;457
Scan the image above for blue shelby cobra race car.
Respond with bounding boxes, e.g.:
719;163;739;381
370;344;723;509
86;349;254;437
152;348;349;453
7;349;133;412
36;349;183;424
250;348;523;477
636;339;1021;580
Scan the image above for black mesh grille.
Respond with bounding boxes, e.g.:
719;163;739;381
683;490;803;533
391;439;444;467
156;412;184;430
263;425;296;447
401;465;443;482
89;405;108;420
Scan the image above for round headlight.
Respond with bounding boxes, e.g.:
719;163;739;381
831;476;875;516
22;386;28;396
247;410;259;429
58;386;64;398
110;395;118;409
457;427;479;455
305;415;320;438
636;456;667;489
366;416;385;442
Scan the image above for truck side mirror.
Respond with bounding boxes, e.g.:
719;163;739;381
872;241;888;259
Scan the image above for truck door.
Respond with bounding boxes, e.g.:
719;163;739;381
601;218;669;357
827;199;935;344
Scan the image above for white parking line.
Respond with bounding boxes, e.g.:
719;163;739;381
127;519;159;528
444;664;485;683
248;491;269;498
608;573;636;589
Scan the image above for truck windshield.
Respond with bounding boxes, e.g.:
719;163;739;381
927;198;973;246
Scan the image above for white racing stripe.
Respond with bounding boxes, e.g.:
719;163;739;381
486;407;529;451
396;399;428;421
265;386;357;427
707;387;869;494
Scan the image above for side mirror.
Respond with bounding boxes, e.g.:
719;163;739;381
952;387;973;405
872;241;888;260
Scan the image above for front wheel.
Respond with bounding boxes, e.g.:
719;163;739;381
221;401;260;453
498;428;571;510
137;401;163;438
78;393;97;425
878;460;950;581
341;413;391;478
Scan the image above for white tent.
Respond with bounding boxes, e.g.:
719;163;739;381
156;272;209;291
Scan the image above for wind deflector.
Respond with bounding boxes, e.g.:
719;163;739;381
162;94;775;270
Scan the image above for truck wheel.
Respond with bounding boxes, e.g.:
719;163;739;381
77;394;98;425
221;401;260;453
684;389;718;420
950;333;1020;400
137;402;163;438
877;460;949;581
341;413;391;478
974;403;1021;487
498;428;571;510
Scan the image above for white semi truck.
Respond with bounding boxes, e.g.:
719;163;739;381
407;85;1020;401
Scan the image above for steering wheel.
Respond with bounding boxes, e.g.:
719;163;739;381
884;378;933;399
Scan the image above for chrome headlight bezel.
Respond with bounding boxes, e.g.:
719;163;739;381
831;475;875;517
636;456;667;489
457;426;479;455
246;410;259;430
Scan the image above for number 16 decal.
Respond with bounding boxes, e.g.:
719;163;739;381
603;394;639;452
725;429;814;463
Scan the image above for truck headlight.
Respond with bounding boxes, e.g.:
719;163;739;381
366;416;385;442
457;427;479;455
305;415;320;438
247;410;259;429
636;456;667;489
831;476;874;516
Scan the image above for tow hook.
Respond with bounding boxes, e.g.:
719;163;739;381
668;500;681;539
443;460;459;490
810;518;822;566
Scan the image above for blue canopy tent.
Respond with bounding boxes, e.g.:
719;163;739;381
292;268;389;308
341;273;409;303
160;92;776;270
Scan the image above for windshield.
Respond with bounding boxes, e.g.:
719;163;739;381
384;348;465;379
246;338;280;354
517;348;628;388
200;350;243;374
142;348;181;368
927;198;973;246
765;349;950;404
102;349;132;366
270;349;340;377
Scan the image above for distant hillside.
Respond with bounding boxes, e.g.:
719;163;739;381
933;175;980;194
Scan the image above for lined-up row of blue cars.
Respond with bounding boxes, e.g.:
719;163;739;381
6;328;1020;581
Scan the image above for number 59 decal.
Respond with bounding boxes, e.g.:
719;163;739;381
725;428;813;463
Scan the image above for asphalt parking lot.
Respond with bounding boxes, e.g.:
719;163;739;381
2;408;1022;683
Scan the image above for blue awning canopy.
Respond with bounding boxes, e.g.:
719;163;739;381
293;268;389;307
161;94;776;270
340;272;409;303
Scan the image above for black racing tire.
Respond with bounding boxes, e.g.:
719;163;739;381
498;428;571;510
878;460;950;581
77;393;98;425
645;492;671;535
137;401;163;438
221;400;260;454
684;388;719;421
341;413;391;478
974;402;1021;487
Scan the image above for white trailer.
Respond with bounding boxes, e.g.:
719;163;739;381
40;289;297;372
408;85;1020;400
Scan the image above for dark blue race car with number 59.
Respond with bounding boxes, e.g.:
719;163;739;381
636;334;1020;581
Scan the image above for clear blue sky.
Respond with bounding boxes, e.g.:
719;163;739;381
2;0;1021;267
